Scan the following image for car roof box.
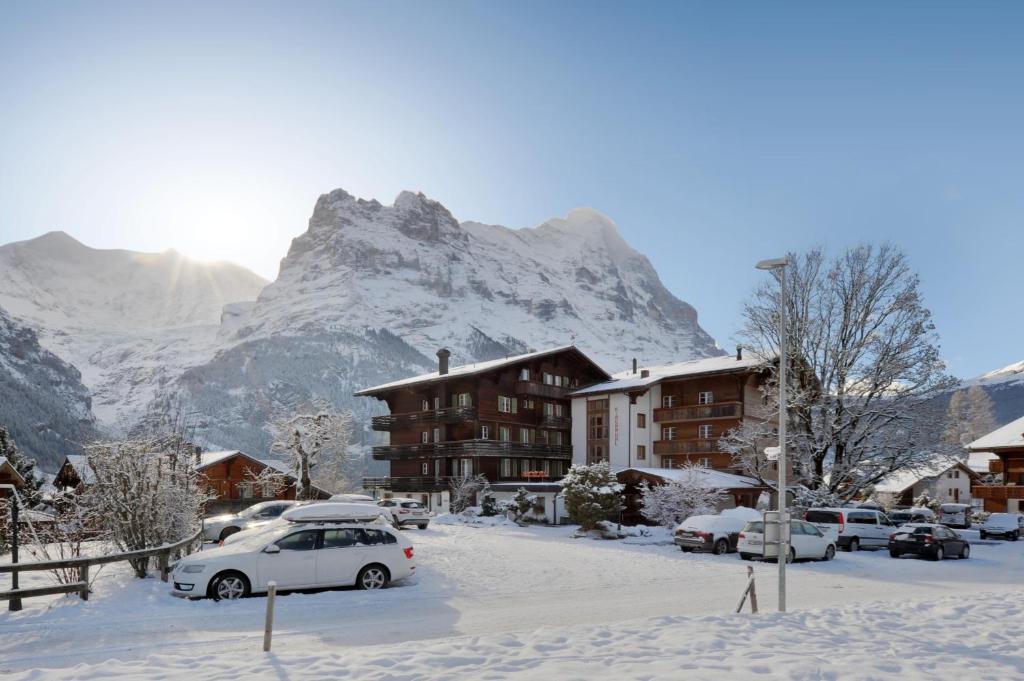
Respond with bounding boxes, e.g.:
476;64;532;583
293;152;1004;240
282;502;385;523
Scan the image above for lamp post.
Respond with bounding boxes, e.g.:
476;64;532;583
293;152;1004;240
756;256;790;612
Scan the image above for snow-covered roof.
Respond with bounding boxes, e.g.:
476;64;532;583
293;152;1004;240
354;345;610;396
873;457;972;494
967;451;999;474
0;456;26;485
617;466;763;489
968;414;1024;452
197;450;293;476
570;352;775;397
62;454;96;484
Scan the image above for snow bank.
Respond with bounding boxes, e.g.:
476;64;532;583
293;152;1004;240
432;509;518;528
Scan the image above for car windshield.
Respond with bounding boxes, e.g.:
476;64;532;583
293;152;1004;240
743;521;764;533
400;502;423;509
805;511;841;524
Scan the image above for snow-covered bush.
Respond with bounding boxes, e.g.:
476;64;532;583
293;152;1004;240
639;465;724;528
912;492;941;512
562;462;623;531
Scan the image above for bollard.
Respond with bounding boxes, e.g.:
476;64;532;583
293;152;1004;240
263;581;277;652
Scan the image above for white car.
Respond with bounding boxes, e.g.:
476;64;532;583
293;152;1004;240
804;507;895;551
328;494;398;526
674;515;745;554
173;506;416;599
378;497;432;529
938;503;972;529
737;519;837;562
979;513;1024;541
202;500;297;542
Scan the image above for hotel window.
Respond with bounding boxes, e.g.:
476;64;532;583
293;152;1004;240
589;414;608;439
421;431;430;444
457;393;472;407
481;425;490;439
554;404;565;417
543;402;553;416
636;445;647;461
663;395;677;408
698;424;714;439
421;462;429;475
636;413;647;428
421;399;430;411
662;426;677;441
543;372;554;385
553;431;564;446
499;426;511;442
501;458;512;477
433;397;440;410
520;427;531;443
434;459;443;477
459;458;473;476
519;367;530;381
698;391;714;405
498;395;518;413
543;460;551;476
433;427;440;442
524;400;534;409
698;457;711;467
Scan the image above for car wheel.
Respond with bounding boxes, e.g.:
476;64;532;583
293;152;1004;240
210;571;250;601
418;523;429;530
889;549;900;558
357;564;390;590
848;537;860;552
824;544;836;561
785;548;796;563
219;526;241;542
1012;532;1019;542
679;545;692;552
932;546;944;561
739;552;752;561
960;545;970;559
713;538;729;556
979;531;986;540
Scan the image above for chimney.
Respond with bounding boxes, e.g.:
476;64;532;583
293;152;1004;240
632;358;637;374
193;445;202;466
736;346;743;361
437;348;451;375
640;369;650;378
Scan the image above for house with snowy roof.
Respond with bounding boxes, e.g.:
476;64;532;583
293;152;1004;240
0;456;27;490
969;414;1024;512
616;467;765;524
195;450;330;514
872;457;978;509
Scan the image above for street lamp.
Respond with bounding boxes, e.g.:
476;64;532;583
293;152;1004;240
755;256;790;612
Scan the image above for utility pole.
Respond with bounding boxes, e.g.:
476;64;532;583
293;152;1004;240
1;484;20;611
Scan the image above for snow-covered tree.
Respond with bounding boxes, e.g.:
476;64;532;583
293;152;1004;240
449;473;488;513
267;409;353;499
792;485;842;512
639;465;725;528
943;386;997;448
78;436;211;577
739;245;959;500
913;491;941;512
719;419;780;486
562;462;624;531
0;426;43;508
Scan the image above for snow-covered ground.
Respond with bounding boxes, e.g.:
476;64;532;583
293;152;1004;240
2;523;1023;679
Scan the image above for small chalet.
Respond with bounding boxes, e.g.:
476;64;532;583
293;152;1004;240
872;457;978;509
53;454;94;492
196;450;330;514
0;456;27;490
617;467;765;525
969;415;1024;512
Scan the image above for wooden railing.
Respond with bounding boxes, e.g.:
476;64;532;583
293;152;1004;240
653;439;720;455
371;406;477;431
539;415;572;430
972;485;1024;500
0;529;203;607
373;439;573;460
654;402;741;423
362;476;452;492
514;380;568;400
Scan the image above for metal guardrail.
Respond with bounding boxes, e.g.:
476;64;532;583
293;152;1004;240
0;529;203;606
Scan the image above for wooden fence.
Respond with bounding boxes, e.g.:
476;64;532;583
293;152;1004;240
0;529;203;605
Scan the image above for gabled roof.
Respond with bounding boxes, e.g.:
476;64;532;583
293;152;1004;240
0;456;27;486
617;466;763;489
969;414;1024;452
197;450;293;477
873;457;976;494
60;454;96;484
354;345;611;397
570;352;776;397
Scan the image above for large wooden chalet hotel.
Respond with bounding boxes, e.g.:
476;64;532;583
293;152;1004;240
356;345;777;521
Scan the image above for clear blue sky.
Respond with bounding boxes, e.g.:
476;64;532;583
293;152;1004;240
1;1;1022;378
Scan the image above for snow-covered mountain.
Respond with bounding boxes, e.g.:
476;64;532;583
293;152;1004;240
964;359;1024;425
0;231;269;426
0;305;98;470
175;188;722;452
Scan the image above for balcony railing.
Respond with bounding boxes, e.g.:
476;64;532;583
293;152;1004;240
653;402;741;423
653;439;720;455
539;415;572;430
362;476;452;492
972;485;1024;500
515;380;568;400
372;439;573;461
371;406;477;431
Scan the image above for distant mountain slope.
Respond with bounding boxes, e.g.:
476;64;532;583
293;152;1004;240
964;360;1024;426
0;231;268;426
0;305;97;470
177;188;722;453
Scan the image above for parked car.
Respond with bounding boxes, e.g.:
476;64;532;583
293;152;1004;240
888;523;970;560
173;504;416;599
938;503;972;529
979;513;1024;541
887;507;937;526
804;507;894;551
378;497;432;529
202;500;297;542
737;519;837;562
674;515;745;554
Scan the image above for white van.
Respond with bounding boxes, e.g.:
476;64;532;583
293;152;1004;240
938;503;972;529
804;508;895;551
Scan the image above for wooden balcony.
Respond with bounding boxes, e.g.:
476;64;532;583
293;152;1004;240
515;380;568;400
362;476;451;492
972;485;1024;501
653;402;741;423
371;406;477;431
539;415;572;430
653;439;721;455
373;439;573;461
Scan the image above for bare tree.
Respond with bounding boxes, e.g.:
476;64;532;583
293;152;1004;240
740;244;958;499
639;464;725;528
448;473;488;513
266;409;353;499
